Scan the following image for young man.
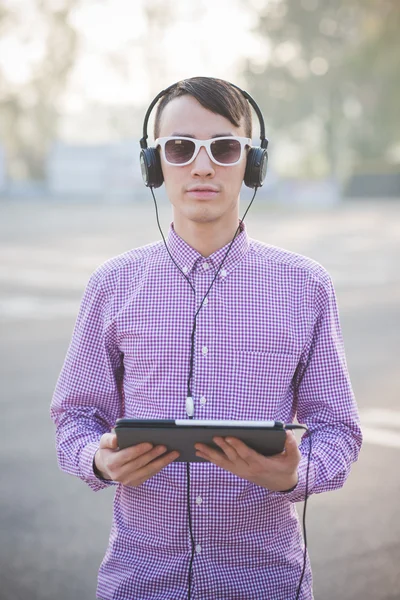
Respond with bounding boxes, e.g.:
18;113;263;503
51;77;362;600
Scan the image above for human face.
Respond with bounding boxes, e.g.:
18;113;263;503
157;94;248;229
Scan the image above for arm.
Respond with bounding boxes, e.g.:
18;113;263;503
50;268;123;491
195;271;362;502
272;271;363;502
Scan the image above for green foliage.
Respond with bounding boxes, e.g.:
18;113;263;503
244;0;400;178
0;1;79;180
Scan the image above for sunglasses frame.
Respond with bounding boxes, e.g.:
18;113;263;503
154;136;252;167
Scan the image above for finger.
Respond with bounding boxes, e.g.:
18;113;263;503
194;442;222;457
212;437;238;462
99;433;118;449
194;450;223;466
281;431;301;468
194;443;228;467
115;442;154;468
126;450;180;484
283;430;298;454
129;445;170;470
223;437;258;464
109;434;118;449
115;448;174;482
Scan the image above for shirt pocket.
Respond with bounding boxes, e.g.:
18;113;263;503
231;350;298;420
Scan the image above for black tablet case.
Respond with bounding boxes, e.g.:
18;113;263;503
114;419;286;463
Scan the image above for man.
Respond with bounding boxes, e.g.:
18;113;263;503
51;77;362;600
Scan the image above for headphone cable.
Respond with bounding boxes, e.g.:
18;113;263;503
150;185;258;403
285;424;312;600
150;185;257;600
150;185;311;600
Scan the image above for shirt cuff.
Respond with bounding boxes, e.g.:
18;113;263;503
79;440;118;491
270;454;316;503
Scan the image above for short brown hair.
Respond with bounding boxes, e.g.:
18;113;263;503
153;76;252;139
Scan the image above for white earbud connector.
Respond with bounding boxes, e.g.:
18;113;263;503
186;396;194;417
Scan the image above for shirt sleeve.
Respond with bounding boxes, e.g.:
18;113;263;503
272;271;363;503
50;268;123;492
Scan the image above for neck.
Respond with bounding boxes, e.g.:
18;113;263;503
174;218;239;257
173;215;242;257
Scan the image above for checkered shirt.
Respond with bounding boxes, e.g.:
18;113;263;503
51;221;362;600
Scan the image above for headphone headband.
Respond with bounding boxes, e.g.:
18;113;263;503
139;78;268;150
139;82;176;150
228;83;268;149
139;77;269;189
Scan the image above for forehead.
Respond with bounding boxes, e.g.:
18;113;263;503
157;94;246;138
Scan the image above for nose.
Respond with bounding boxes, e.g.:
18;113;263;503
190;146;215;178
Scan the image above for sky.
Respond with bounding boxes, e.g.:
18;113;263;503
0;0;273;144
0;0;303;172
1;0;397;180
64;0;268;110
0;0;268;113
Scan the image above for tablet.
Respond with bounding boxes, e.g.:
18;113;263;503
114;418;287;463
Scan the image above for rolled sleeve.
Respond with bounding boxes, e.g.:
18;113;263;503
50;268;123;491
276;272;362;502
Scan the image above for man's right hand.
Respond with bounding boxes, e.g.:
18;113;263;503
94;432;180;487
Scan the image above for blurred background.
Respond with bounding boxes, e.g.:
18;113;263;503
0;1;399;599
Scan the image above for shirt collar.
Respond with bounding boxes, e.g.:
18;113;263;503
166;221;250;276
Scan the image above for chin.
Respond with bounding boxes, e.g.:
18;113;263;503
186;205;222;223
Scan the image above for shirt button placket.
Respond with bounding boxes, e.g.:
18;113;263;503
193;262;211;571
198;260;213;422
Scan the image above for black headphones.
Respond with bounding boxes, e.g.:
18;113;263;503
139;78;269;189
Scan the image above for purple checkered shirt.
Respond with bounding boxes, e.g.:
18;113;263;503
51;221;362;600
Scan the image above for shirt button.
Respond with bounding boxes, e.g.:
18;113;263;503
196;496;203;505
195;544;202;553
203;263;209;270
201;346;208;355
203;297;208;306
220;269;227;277
200;396;207;405
182;266;188;273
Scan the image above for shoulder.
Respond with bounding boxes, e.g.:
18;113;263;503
87;240;165;294
248;238;333;294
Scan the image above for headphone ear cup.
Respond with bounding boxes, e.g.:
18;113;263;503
140;147;164;188
244;147;268;189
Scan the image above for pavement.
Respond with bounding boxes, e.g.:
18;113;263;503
0;196;399;600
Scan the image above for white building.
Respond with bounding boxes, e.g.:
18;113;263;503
47;140;144;200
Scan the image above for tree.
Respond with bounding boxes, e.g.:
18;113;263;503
0;0;79;181
243;0;400;179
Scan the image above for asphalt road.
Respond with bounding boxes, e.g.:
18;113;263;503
0;197;399;600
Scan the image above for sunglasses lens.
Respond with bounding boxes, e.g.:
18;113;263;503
164;139;195;164
211;139;242;164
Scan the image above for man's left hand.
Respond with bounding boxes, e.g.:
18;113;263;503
194;430;301;492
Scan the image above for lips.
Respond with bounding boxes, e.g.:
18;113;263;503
187;186;219;193
186;186;220;199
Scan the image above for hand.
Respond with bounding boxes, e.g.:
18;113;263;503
94;432;180;487
194;430;301;492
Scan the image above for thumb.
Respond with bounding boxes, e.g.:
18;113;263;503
99;432;118;450
283;430;302;466
284;430;298;453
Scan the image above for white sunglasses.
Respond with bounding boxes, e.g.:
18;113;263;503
155;136;252;167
